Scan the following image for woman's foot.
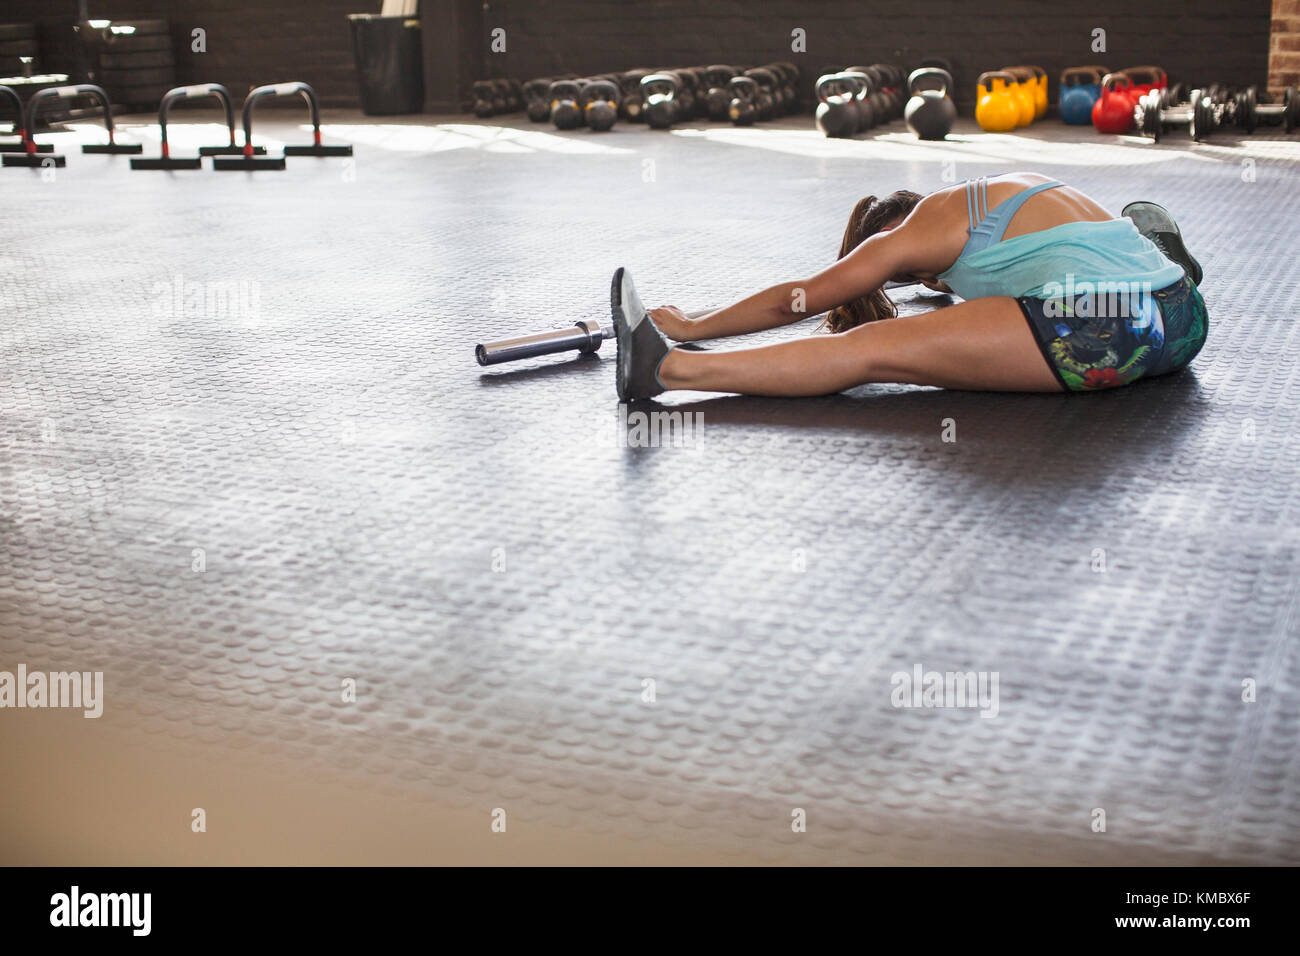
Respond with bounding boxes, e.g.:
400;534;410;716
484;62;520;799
1122;201;1204;285
611;267;673;400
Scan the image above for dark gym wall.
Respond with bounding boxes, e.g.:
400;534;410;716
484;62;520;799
2;0;1275;111
477;0;1273;109
2;0;359;107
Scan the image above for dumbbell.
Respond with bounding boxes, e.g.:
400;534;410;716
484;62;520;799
1234;86;1299;134
581;79;619;132
1135;87;1219;142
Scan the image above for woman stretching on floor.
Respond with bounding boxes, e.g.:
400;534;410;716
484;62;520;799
612;172;1208;399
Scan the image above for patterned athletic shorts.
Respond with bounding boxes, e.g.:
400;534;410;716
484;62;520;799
1017;274;1209;391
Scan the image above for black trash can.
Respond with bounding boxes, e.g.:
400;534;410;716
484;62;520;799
348;14;423;114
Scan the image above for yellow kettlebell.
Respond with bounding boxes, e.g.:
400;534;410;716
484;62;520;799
1025;64;1048;118
975;71;1020;132
1001;66;1037;126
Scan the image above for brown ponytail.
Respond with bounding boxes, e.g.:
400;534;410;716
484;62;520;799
821;190;923;333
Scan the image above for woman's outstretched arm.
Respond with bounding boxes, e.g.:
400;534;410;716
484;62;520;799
651;191;960;342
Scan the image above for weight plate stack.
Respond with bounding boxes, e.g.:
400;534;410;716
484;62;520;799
93;19;175;112
0;23;39;78
1191;95;1212;142
1238;88;1257;134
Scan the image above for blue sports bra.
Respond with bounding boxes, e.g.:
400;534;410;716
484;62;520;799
936;177;1185;301
959;176;1065;254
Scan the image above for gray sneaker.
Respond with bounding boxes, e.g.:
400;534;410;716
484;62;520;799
610;267;672;400
1122;201;1203;285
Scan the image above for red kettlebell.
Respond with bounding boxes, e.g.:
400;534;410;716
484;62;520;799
1092;72;1136;133
1121;65;1166;107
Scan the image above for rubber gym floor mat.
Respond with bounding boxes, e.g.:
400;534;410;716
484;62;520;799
1;114;1298;864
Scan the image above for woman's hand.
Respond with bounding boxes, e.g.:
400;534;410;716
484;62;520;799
647;306;701;342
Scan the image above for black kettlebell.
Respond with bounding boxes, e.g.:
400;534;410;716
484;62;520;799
728;75;759;125
872;64;903;120
581;79;620;132
549;80;584;130
524;79;552;122
471;80;496;118
842;70;874;132
815;73;857;138
905;67;957;140
620;70;650;121
778;62;801;114
704;65;734;121
641;73;679;129
490;79;509;114
669;70;695;120
849;66;886;124
747;68;777;121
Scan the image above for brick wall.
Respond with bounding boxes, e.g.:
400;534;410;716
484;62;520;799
1272;0;1300;95
2;0;1277;112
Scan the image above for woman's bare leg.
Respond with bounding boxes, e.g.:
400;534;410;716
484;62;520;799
656;296;1063;395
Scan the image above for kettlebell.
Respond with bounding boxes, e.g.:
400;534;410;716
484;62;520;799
1121;65;1167;106
975;71;1020;132
673;69;697;120
641;73;679;129
1025;65;1048;118
851;66;889;124
581;79;620;132
548;80;584;130
1002;66;1037;126
904;67;956;140
728;75;759;126
747;68;778;121
471;80;497;118
704;65;734;121
620;69;651;121
1092;72;1136;133
1059;67;1102;124
814;73;857;137
523;79;552;123
842;70;874;132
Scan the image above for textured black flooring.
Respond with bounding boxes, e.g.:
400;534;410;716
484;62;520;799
1;111;1298;864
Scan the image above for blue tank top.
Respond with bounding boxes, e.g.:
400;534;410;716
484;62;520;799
936;177;1184;300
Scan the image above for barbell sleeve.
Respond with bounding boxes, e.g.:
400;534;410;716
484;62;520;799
476;319;608;366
